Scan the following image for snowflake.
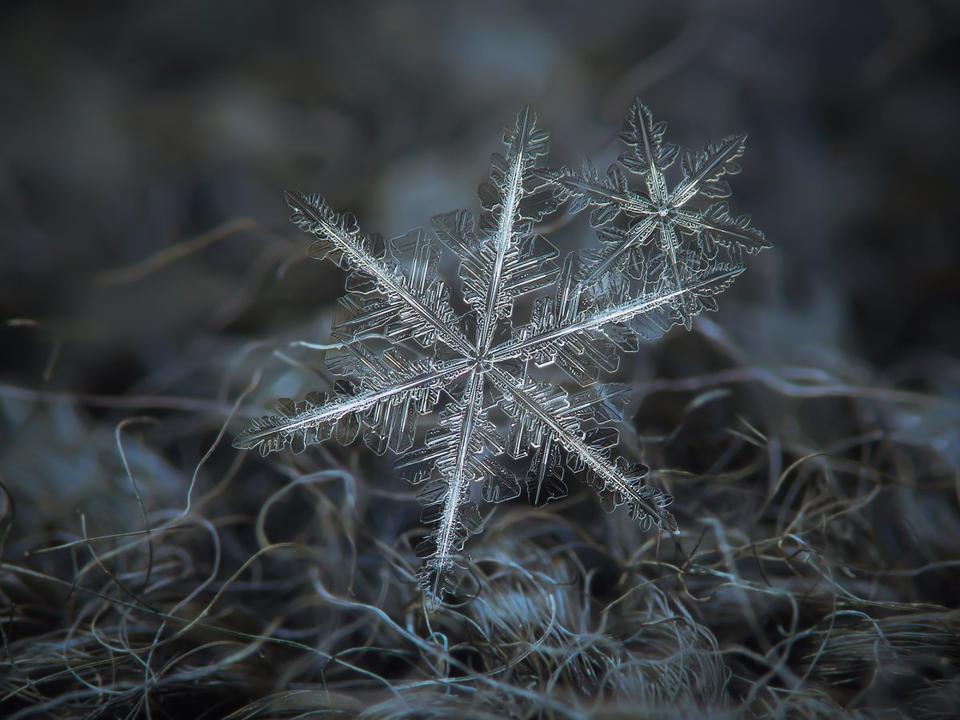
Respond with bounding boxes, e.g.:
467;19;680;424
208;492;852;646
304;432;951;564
234;99;768;607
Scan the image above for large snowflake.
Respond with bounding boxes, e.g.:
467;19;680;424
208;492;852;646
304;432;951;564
234;99;769;606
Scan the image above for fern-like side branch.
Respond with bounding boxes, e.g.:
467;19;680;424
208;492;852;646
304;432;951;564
233;357;471;455
489;366;677;532
285;191;475;356
490;265;744;362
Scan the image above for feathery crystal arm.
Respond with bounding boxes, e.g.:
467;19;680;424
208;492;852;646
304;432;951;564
672;205;771;255
233;357;471;454
658;217;698;331
489;367;676;532
535;170;657;216
427;370;484;602
635;107;669;205
536;168;659;289
285;191;474;356
578;215;658;289
476;106;538;353
669;133;747;207
489;265;744;362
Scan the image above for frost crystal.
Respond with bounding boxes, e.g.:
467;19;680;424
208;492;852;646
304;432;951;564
235;99;768;607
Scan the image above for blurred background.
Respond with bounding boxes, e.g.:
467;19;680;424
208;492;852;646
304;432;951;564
1;1;960;718
3;0;960;384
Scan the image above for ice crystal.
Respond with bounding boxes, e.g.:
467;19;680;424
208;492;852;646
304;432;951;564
235;99;768;607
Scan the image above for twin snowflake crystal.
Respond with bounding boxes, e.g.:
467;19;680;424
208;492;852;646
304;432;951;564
234;99;770;607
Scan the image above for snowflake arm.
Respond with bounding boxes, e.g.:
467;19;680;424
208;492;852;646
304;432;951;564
619;96;677;205
432;107;559;354
489;366;676;532
538;162;656;217
491;254;745;382
233;354;471;456
397;370;515;607
670;132;747;206
672;203;768;257
579;214;658;290
658;216;698;330
285;191;474;356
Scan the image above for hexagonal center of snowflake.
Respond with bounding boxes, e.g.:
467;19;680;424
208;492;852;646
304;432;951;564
656;204;671;218
469;350;494;374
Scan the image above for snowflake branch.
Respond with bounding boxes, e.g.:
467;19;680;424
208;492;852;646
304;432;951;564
233;357;471;455
658;216;698;330
577;214;658;289
673;206;770;255
670;133;747;207
633;102;670;205
426;370;484;605
285;191;474;356
491;265;744;362
476;106;546;353
489;367;676;532
535;169;656;216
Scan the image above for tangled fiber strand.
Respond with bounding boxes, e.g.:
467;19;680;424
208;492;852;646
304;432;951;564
1;313;959;718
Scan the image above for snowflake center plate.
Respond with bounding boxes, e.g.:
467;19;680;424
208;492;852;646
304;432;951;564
468;352;495;374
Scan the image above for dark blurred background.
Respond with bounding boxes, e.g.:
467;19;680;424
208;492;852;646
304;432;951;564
2;0;958;393
2;1;960;717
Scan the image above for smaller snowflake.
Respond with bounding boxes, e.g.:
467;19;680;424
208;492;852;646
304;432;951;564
543;99;770;328
235;99;768;607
